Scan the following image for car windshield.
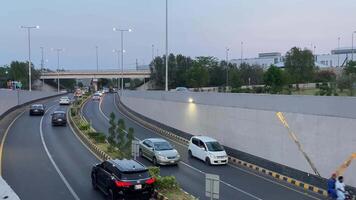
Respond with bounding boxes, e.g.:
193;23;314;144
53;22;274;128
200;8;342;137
53;113;65;117
120;170;150;180
206;142;224;152
31;105;43;109
154;141;173;151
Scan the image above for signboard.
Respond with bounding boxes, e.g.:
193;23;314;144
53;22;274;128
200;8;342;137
131;140;140;160
205;173;220;200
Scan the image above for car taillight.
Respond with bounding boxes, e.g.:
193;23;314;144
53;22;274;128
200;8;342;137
145;178;155;185
115;180;132;188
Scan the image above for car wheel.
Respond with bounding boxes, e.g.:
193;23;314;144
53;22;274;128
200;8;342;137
188;150;193;158
91;175;98;190
107;189;115;200
205;157;211;166
152;157;158;166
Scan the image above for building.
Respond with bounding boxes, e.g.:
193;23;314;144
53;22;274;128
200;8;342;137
230;47;356;68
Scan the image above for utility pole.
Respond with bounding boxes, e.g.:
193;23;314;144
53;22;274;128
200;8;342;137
152;44;155;60
136;59;139;71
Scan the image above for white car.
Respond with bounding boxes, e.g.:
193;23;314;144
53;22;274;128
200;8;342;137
59;96;71;105
188;136;228;165
92;93;101;101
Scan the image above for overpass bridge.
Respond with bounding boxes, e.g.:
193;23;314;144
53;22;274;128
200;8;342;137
40;70;151;79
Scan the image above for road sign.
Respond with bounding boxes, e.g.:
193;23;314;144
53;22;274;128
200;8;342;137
205;173;219;200
131;140;140;160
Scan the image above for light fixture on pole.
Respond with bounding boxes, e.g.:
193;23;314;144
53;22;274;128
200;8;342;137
241;41;244;66
165;0;169;91
51;48;63;93
95;46;99;72
20;25;39;91
40;47;45;89
113;27;132;96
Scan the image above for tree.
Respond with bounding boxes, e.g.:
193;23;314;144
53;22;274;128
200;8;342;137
284;47;316;89
314;70;336;83
239;63;264;85
117;119;126;148
228;66;242;89
264;65;286;94
187;60;209;88
337;61;356;95
7;61;40;90
108;112;117;151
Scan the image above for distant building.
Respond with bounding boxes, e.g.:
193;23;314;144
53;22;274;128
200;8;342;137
230;47;356;69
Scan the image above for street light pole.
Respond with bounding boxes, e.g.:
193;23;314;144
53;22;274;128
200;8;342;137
165;0;169;91
113;28;131;96
152;44;155;60
113;49;120;89
40;47;44;89
226;48;230;91
20;25;39;91
352;31;356;61
241;41;244;67
96;46;99;72
52;48;63;93
338;37;340;67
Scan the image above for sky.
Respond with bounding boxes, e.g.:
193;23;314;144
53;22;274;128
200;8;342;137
1;0;356;70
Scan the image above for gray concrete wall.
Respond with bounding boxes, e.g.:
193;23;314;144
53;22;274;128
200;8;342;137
121;91;356;187
0;89;59;116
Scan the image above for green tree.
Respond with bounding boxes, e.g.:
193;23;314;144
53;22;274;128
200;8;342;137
264;65;286;93
108;112;117;146
8;61;41;90
284;47;316;89
338;61;356;95
117;119;126;148
239;63;264;85
314;70;336;83
228;66;242;89
124;127;135;152
187;60;209;88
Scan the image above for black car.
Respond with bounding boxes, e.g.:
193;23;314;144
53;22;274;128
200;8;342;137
29;104;45;116
91;159;155;200
51;111;67;126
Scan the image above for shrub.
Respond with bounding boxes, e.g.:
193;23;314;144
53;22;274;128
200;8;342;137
148;167;160;178
79;121;90;131
70;107;77;117
157;176;179;190
88;132;106;143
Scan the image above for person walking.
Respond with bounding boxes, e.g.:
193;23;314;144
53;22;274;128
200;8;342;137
327;173;337;199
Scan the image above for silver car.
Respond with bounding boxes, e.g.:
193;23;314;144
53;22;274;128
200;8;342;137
139;138;180;165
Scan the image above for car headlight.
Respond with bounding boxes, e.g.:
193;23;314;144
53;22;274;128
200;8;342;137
209;154;217;159
157;155;166;160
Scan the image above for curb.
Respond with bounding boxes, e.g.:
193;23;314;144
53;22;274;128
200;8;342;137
68;96;112;162
116;95;328;198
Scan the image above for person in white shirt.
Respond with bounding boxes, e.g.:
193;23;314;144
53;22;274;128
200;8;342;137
335;176;346;200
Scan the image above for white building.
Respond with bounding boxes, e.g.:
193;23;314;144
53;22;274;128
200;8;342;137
230;47;356;68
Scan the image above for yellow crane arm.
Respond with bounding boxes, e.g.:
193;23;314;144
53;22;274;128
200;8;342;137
335;153;356;177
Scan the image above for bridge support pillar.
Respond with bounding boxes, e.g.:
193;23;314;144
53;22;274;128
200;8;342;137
92;78;98;91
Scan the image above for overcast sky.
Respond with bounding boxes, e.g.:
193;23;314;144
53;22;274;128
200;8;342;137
1;0;356;70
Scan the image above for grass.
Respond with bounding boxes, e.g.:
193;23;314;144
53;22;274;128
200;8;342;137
291;88;352;96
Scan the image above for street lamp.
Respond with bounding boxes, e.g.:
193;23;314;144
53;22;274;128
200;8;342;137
95;46;99;72
113;49;121;90
352;31;356;61
225;48;230;91
240;41;244;66
113;27;132;96
51;48;63;93
165;0;169;91
20;25;39;91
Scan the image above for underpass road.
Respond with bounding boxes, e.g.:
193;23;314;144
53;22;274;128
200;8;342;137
92;93;324;200
2;96;104;200
84;96;257;200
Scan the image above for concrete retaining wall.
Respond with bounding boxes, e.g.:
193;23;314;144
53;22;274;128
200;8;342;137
121;91;356;187
0;89;59;117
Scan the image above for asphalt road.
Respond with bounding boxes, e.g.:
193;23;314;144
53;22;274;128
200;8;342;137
2;96;104;200
82;93;325;200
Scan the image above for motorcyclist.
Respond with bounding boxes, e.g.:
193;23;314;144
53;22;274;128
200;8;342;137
335;176;346;200
327;173;337;199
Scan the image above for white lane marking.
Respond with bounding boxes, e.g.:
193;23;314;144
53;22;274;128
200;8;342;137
66;109;102;162
0;110;26;175
179;161;263;200
111;94;322;200
40;105;81;200
108;94;264;200
227;164;321;200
